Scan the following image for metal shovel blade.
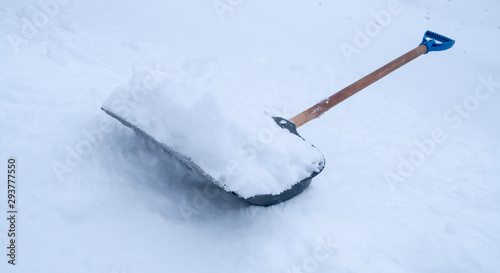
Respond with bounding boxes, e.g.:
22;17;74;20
245;117;325;206
102;108;325;206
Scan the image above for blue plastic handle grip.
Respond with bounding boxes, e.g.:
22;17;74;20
420;30;455;53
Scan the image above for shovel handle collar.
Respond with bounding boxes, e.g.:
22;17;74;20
420;30;455;53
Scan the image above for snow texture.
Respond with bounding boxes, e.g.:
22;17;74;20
1;0;500;272
102;63;324;198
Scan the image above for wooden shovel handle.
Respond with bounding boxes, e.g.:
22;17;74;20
290;44;429;128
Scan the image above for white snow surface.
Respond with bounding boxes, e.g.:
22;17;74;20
1;0;500;272
102;64;324;198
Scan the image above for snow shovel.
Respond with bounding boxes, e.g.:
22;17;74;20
102;30;454;206
246;30;455;205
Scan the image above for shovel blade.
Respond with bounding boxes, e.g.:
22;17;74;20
244;117;325;206
102;108;325;206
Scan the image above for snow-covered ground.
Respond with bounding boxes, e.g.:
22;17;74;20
1;0;499;272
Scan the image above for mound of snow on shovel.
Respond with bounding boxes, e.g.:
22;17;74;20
102;61;324;198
